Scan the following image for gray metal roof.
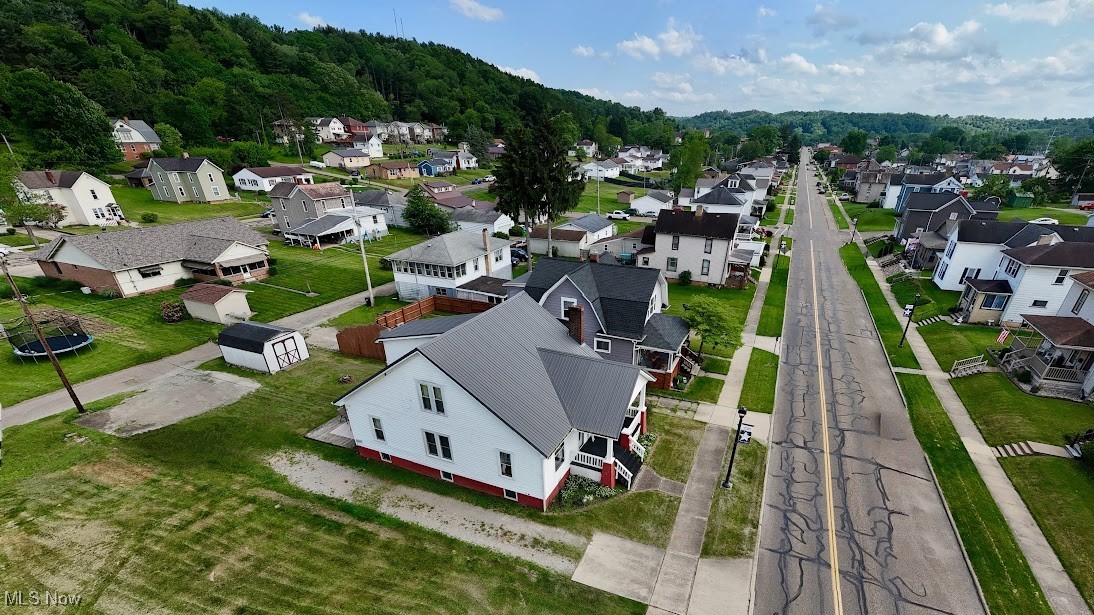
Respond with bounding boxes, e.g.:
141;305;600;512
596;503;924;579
377;314;478;340
354;190;406;207
384;230;509;266
692;186;748;206
111;118;161;143
539;349;640;437
37;217;267;272
564;213;614;233
450;207;505;225
287;215;350;236
149;157;219;173
330;149;368;157
640;313;691;351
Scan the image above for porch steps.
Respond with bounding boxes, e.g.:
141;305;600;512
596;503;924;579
917;314;948;326
992;441;1036;458
992;441;1078;459
613;443;643;489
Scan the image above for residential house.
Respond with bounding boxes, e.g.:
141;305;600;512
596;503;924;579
455;276;509;304
893;173;963;213
486;144;506;161
677;188;695;208
232;166;314;192
450;208;515;237
881;174;906;209
354;190;408;227
895;193;1000;269
363;121;390;141
365;161;421;180
432;149;477;170
642;207;760;281
337;117;369;138
386;229;512;301
353;135;384;159
322;149;371;171
268;182;353;236
14;171;122;227
35;217;268;296
124;166;152;189
283;206;388;247
147;157;230;203
630;190;674;216
272;119;305;144
340;293;652;508
528;226;593;258
611;157;639;173
832;154;862;170
110;118;161;161
418;158;455;177
932;219;1082;291
424;181;457;198
574;140;599;157
582;160;621;180
307;117;348;142
432;194;496;214
509;259;693;390
556;213;615;243
855;171;889;204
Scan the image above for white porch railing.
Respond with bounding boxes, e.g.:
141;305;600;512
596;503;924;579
950;355;987;377
630;439;647;460
574;452;604;468
626;405;640;419
615;460;633;485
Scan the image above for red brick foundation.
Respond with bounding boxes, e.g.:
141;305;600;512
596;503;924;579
600;461;616;488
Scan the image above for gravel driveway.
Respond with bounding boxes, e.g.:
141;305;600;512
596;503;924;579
268;450;587;574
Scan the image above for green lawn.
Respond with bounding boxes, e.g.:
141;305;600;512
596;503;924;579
891;277;961;322
576;180;651;215
738;349;779;414
950;373;1094;446
701;433;767;557
843;203;901;232
651;376;725;404
326;295;409;329
756;262;790;337
646;412;706;483
783;207;795;225
0;351;644;614
1004;456;1094;610
664;282;756;358
700;356;730;375
612;220;650;235
867;238;902;258
897;373;1051;615
0;230;36;247
829;197;849;229
995;207;1091;226
838;243;921;369
110;185;267;224
918;322;1005;372
465;189;494;202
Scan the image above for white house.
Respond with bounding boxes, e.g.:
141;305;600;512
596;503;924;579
630;190;674;216
984;243;1094;325
181;283;253;324
322;149;371;171
574;140;599;157
387;229;512;301
218;322;309;374
14;170;122;227
307;117;347;142
450;208;515;236
556;213;615;242
339;293;652;509
528;226;591;258
284;206;389;246
232;166;314;192
582;160;621;180
640;208;760;282
355;135;384;159
109;118;161;161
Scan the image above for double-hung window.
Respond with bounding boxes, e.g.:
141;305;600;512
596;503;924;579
945;241;956;258
499;451;513;477
424;432;452;460
1054;269;1070;284
1004;258;1021;277
560;297;577;319
419;383;445;414
90;189;99;200
554;443;565;470
704;238;713;254
1074;289;1090;315
371;417;385;441
671;235;680;250
701;259;710;276
666;257;678;272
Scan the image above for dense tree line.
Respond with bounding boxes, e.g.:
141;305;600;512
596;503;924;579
0;0;674;171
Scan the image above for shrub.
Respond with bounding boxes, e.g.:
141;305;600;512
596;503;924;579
947;306;962;314
509;226;525;237
637;433;658;449
97;288;119;298
266;257;278;267
867;200;881;209
493;231;508;239
1080;442;1094;469
5;228;15;235
1016;370;1033;384
557;475;617;507
267;266;279;277
140;212;159;223
161;300;186;323
678;270;692;285
379;257;393;271
551;246;559;257
173;278;197;288
759;254;767;267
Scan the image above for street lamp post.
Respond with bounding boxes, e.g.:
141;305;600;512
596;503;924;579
849;216;859;244
898;292;921;348
721;407;748;489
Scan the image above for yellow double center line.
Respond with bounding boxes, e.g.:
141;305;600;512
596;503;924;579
807;170;845;615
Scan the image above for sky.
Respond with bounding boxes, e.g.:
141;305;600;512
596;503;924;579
184;0;1094;119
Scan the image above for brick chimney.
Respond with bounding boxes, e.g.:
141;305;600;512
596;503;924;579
482;228;493;276
45;170;55;184
182;151;190;159
566;305;584;344
694;205;704;219
122;116;129;124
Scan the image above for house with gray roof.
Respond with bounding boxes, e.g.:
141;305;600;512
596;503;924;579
35;217;269;297
630;190;675;216
555;213;615;242
321;148;371;171
449;207;515;236
110;118;161;161
269;182;353;238
897;193;1001;269
508;258;694;390
146;157;230;203
337;292;655;508
283;205;388;247
386;229;512;301
354;190;408;226
14;170;121;227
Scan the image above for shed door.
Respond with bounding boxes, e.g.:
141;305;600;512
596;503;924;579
272;337;301;369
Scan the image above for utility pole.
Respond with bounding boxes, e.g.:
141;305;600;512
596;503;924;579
350;209;376;306
0;250;85;414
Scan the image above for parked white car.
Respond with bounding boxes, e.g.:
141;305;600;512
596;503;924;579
606;210;629;220
483;175;496;182
1030;217;1059;225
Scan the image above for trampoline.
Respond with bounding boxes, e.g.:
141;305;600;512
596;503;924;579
2;314;95;361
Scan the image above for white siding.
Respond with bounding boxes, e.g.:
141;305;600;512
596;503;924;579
933;241;1004;291
51;242;109;268
260;332;309;373
379;336;440;364
648;233;734;285
1058;282;1094;321
220;346;270;372
344;352;549;499
115;261;189;296
1001;266;1094;324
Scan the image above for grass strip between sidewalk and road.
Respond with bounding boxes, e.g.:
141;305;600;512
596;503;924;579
738;350;779;414
756;263;790;338
896;373;1051;615
838;243;921;369
829;196;849;229
701;433;767;558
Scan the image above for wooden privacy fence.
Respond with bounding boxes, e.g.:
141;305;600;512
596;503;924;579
374;295;493;328
336;324;388;361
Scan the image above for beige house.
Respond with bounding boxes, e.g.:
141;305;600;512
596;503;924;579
365;161;420;180
181;283;253;324
147;157;230;203
322;148;371;171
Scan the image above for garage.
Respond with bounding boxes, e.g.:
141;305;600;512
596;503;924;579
217;322;310;374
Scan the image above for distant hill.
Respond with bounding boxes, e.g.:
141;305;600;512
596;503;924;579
680;110;1094;148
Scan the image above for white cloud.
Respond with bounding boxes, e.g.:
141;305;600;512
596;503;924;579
572;45;596;57
692;52;758;76
879;20;995;61
826;63;866;76
576;87;608;97
779;53;818;74
449;0;503;22
658;18;701;57
984;0;1094;25
297;12;326;27
622;90;647;101
807;3;858;35
617;34;661;60
757;5;777;17
645;72;715;103
498;66;541;82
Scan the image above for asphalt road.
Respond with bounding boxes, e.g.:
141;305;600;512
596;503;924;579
752;151;986;615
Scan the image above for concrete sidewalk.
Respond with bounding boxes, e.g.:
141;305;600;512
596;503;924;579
863;249;1091;615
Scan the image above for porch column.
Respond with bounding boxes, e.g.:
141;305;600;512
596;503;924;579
600;438;616;487
640;408;648;435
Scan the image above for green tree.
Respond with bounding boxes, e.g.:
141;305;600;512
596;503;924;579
493;113;584;260
403;185;452;235
812;149;831;164
157;123;184;157
876;145;898;163
0;154;64;248
973;175;1010;201
1050;137;1094;194
840;129;868;156
229;141;271;168
463;124;492;163
1021;176;1053;205
933;126;966;148
681;295;740;356
786;133;803;164
737;140;769;162
746;125;780;154
977;144;1008;160
669;132;709;194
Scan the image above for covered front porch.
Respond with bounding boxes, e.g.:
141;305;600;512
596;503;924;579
570;401;648;489
1002;314;1094;397
637;313;697;390
956;278;1013;325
